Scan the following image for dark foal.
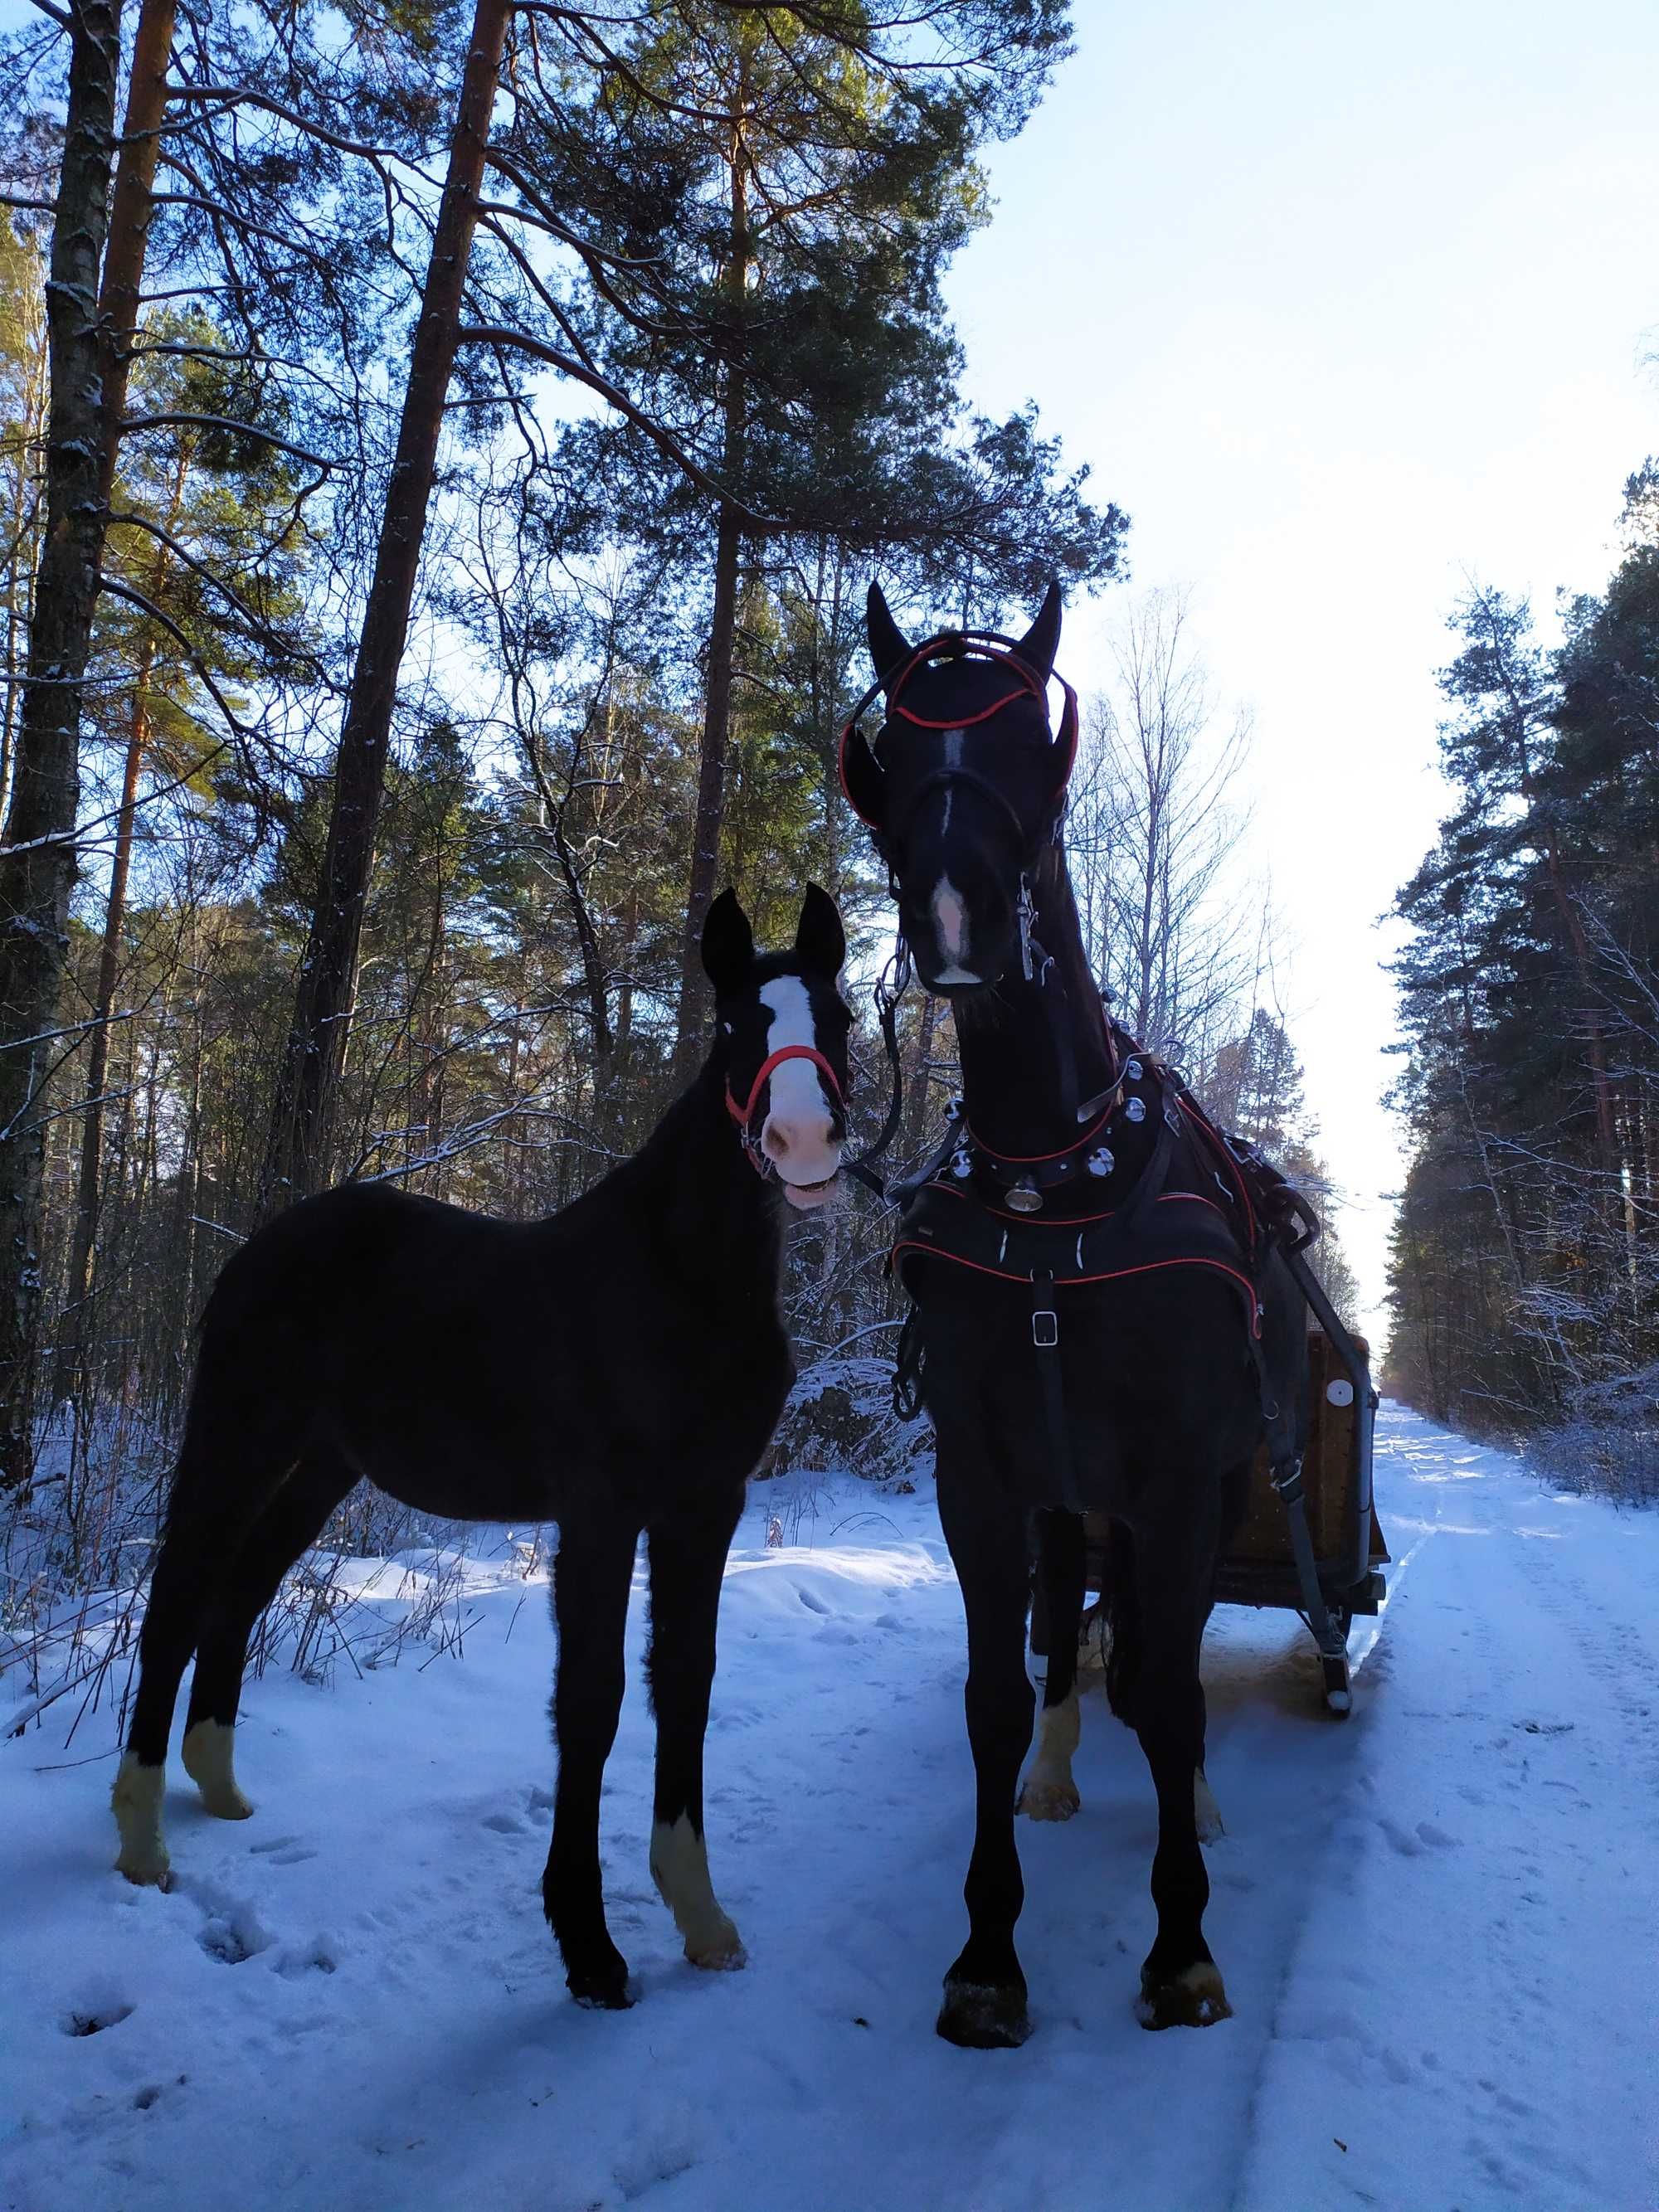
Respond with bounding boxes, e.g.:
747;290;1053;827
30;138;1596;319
113;887;851;2009
844;584;1295;2044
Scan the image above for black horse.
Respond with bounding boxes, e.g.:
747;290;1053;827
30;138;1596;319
112;887;851;2010
843;585;1302;2045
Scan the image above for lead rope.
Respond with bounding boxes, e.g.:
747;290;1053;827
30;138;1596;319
842;936;912;1198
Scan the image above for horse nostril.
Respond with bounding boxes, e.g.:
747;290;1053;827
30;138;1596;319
763;1121;791;1159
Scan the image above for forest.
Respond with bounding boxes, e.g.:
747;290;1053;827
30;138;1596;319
1385;465;1659;1498
0;0;1354;1694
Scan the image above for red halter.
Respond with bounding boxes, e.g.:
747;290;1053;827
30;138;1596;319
726;1044;846;1176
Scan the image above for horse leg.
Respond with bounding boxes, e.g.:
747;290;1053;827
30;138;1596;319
1019;1509;1085;1821
936;1471;1037;2049
645;1485;746;1972
112;1420;298;1886
1104;1518;1223;1841
542;1504;639;2008
1131;1511;1231;2030
180;1450;356;1819
1190;1456;1251;1845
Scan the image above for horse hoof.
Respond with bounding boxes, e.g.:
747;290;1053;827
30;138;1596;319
686;1916;747;1972
111;1757;170;1887
181;1723;253;1818
568;1966;635;2011
1018;1778;1080;1822
937;1977;1033;2049
1136;1960;1232;2030
116;1859;173;1891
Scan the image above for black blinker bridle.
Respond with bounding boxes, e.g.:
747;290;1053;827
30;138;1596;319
838;628;1082;984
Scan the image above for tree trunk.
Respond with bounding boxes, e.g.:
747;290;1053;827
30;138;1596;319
259;0;509;1213
61;639;153;1348
0;309;49;824
673;87;750;1074
0;0;129;1490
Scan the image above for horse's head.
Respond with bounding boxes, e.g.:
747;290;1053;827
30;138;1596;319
839;582;1077;999
703;884;851;1210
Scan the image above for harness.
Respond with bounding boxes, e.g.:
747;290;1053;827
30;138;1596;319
893;1043;1266;1311
887;1034;1319;1508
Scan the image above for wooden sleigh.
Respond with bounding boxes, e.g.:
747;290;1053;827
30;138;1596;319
1067;1275;1388;1715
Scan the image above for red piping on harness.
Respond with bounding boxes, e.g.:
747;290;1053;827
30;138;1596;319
962;1101;1114;1165
889;1241;1262;1337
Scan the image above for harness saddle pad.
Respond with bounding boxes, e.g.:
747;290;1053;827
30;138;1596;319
893;1179;1260;1329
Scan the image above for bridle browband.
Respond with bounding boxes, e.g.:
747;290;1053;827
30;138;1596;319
837;628;1080;864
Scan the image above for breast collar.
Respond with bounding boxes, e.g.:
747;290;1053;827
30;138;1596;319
900;1033;1263;1259
943;1036;1157;1203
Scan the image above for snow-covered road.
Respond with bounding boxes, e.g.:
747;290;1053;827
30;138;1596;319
4;1406;1657;2212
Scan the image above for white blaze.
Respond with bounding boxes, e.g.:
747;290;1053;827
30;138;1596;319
930;873;980;984
934;876;967;959
757;976;841;1209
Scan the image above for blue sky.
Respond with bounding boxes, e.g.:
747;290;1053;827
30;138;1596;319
942;0;1659;1339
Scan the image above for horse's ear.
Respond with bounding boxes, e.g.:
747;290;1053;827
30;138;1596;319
839;721;887;831
1012;580;1063;683
795;883;846;978
701;888;755;997
866;581;912;685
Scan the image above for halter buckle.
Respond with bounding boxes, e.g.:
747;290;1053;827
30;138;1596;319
1032;1307;1058;1349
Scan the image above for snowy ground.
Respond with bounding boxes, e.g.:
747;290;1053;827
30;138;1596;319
2;1405;1656;2212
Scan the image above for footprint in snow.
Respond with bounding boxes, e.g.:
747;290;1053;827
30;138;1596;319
275;1937;338;1979
182;1880;275;1965
1378;1816;1459;1857
60;1999;134;2038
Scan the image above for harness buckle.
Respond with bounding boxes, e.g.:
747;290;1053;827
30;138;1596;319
1031;1308;1058;1349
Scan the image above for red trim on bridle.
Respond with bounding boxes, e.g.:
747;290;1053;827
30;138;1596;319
836;632;1079;838
726;1044;845;1178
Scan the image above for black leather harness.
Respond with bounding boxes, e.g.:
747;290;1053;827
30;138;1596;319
888;1039;1312;1512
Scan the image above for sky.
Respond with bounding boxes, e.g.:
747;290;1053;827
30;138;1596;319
940;0;1659;1343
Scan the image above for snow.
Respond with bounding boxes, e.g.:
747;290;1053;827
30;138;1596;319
3;1405;1657;2212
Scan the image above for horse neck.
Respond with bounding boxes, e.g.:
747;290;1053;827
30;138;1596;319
953;848;1116;1158
632;1058;786;1290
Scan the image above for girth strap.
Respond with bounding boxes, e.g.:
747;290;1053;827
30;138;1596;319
1030;1270;1084;1514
